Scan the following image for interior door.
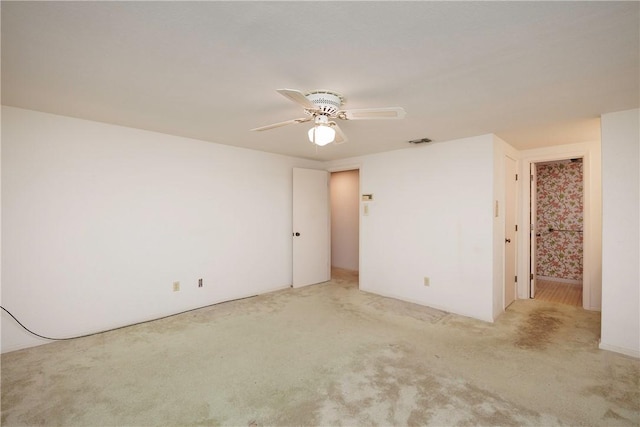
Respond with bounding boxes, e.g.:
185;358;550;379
292;168;330;287
529;163;537;298
504;156;517;308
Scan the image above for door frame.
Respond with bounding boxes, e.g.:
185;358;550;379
519;151;592;309
529;162;537;298
327;163;362;281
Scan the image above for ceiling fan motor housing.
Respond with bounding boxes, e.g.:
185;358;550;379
305;90;345;116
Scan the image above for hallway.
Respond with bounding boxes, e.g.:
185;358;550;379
535;279;583;307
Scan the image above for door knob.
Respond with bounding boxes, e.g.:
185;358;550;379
294;232;301;236
505;238;511;243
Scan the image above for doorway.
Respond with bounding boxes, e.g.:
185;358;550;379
330;169;360;284
531;158;584;306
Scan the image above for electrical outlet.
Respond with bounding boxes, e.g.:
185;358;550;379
423;277;430;287
173;281;180;292
198;278;203;288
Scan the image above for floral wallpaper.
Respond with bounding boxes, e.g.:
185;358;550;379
536;161;583;281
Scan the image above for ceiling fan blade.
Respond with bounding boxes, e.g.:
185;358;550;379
276;89;317;110
250;117;311;132
342;107;406;120
332;122;348;145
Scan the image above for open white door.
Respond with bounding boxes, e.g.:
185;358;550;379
530;163;537;298
504;156;517;308
292;168;330;287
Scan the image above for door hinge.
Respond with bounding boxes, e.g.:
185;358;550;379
530;273;534;280
515;224;518;231
515;174;518;181
530;174;534;182
515;275;518;282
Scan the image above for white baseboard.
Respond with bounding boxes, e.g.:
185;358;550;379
537;275;582;285
599;341;640;359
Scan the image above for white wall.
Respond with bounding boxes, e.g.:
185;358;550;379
517;140;602;310
330;170;359;271
7;106;632;357
1;106;322;353
599;108;640;358
327;135;496;322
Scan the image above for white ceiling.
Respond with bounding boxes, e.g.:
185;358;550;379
2;1;638;161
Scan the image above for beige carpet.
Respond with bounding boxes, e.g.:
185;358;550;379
2;269;639;426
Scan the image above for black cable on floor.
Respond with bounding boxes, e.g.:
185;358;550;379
1;305;124;341
0;294;258;341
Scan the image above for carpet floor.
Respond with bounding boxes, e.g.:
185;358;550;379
2;269;639;426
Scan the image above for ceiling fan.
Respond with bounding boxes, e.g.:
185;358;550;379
251;89;406;146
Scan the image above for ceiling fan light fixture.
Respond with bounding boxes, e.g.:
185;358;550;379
308;125;335;146
252;88;405;149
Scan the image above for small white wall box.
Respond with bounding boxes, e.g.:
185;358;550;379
362;194;373;201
